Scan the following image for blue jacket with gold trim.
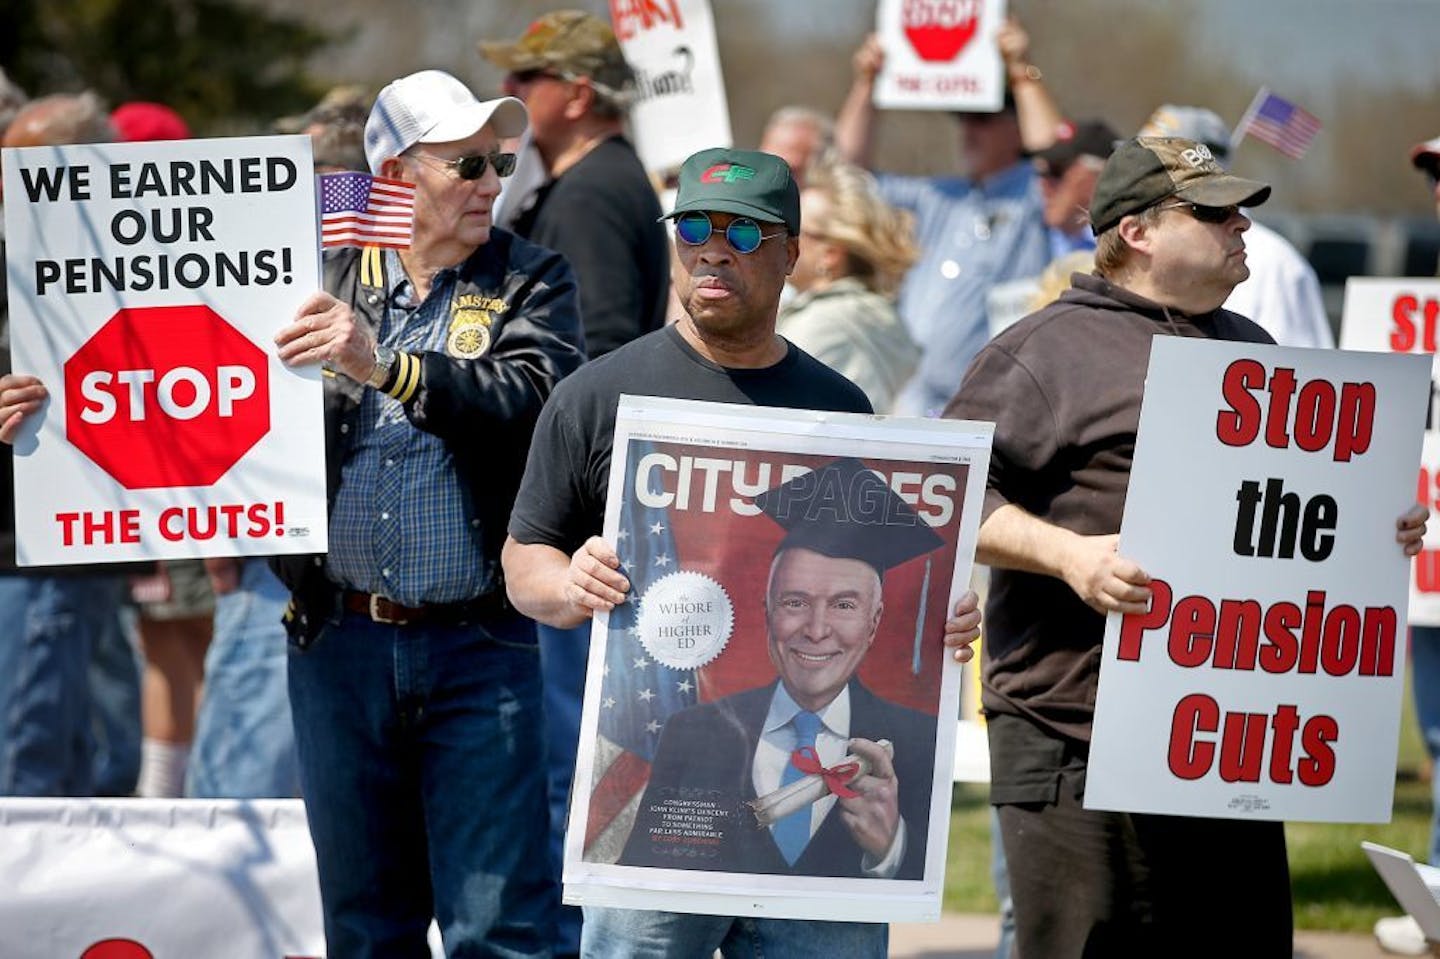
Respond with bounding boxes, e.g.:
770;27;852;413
271;229;585;640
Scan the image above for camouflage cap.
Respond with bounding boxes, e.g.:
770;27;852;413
478;11;634;99
1089;136;1271;235
662;148;801;235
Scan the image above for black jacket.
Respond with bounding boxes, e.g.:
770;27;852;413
271;232;585;639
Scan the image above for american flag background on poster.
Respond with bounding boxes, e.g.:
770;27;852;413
565;397;992;924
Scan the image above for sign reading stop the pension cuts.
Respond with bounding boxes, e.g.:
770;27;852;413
1086;338;1428;823
1341;277;1440;626
611;0;732;173
1;135;326;565
874;0;1008;112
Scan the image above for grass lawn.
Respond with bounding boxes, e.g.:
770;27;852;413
943;678;1434;932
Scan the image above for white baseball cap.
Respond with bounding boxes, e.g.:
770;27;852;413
1138;104;1234;160
363;70;528;174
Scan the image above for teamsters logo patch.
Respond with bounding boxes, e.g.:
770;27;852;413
447;294;504;358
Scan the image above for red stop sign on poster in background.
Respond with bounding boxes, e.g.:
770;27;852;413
80;940;153;959
902;0;981;62
64;305;270;490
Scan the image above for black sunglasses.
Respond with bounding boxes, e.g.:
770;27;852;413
674;212;787;254
1154;201;1240;224
413;151;517;180
509;68;570;85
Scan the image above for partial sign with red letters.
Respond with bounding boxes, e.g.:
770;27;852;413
1086;338;1428;822
1;135;326;565
611;0;732;173
874;0;1007;112
1341;277;1440;626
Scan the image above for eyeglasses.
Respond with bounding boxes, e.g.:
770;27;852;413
412;151;517;180
1154;201;1241;224
674;212;787;253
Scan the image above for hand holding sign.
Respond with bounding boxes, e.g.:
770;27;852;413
275;291;378;385
0;374;48;443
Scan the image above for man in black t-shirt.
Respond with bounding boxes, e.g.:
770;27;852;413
503;147;981;959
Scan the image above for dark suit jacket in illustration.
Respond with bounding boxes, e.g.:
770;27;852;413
619;678;937;879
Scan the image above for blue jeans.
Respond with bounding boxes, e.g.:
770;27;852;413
580;908;887;959
89;602;141;796
289;609;555;958
1413;626;1440;865
538;621;590;956
187;559;299;798
0;574;125;795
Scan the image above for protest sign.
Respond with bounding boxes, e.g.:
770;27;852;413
562;397;991;923
1;135;326;565
1341;276;1440;626
873;0;1007;112
1086;338;1428;822
612;0;732;173
0;798;323;959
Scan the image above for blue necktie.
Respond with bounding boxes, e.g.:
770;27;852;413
772;710;821;865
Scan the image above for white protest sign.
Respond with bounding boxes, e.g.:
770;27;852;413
1341;277;1440;626
1086;338;1428;822
2;135;327;565
0;799;323;959
612;0;732;172
874;0;1007;112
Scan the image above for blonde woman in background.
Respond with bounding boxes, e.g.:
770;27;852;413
780;160;920;413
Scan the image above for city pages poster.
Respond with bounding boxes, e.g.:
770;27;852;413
564;397;992;923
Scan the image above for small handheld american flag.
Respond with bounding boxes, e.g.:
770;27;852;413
1232;88;1322;160
318;172;416;249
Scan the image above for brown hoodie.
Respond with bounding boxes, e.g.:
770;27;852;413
945;271;1273;743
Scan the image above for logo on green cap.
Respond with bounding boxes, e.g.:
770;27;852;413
700;163;756;184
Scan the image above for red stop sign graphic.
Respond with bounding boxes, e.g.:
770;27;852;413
65;305;270;489
903;0;981;62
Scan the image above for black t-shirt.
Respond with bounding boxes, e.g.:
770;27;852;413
511;136;669;359
509;324;872;555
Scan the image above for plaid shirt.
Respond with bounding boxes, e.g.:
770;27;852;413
327;250;488;605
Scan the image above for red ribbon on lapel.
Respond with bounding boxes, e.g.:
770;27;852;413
790;746;862;799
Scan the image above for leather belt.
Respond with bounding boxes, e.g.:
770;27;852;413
342;589;505;627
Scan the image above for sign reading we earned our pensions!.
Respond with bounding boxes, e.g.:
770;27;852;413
1086;338;1429;823
1;135;327;566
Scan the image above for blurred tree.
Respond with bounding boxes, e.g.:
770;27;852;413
1;0;336;133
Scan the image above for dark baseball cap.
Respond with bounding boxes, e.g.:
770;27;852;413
1034;119;1120;170
663;147;801;234
1089;136;1271;235
478;10;634;98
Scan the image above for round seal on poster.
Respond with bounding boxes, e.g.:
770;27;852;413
637;570;733;669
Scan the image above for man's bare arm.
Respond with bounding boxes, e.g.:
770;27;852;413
977;503;1152;615
834;33;884;168
502;535;631;629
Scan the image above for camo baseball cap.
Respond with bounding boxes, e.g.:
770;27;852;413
663;147;801;234
478;11;634;99
1089;136;1271;235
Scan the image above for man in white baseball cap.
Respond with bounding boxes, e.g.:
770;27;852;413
272;69;584;957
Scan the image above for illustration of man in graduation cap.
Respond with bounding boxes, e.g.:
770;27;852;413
620;457;944;880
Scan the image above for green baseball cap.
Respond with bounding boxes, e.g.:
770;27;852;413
478;11;634;99
1089;136;1271;235
663;147;801;234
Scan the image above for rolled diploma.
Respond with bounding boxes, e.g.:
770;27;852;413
747;739;894;827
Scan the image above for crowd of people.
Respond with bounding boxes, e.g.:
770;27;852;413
0;7;1437;958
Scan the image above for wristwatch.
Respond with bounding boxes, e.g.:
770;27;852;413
366;344;396;389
